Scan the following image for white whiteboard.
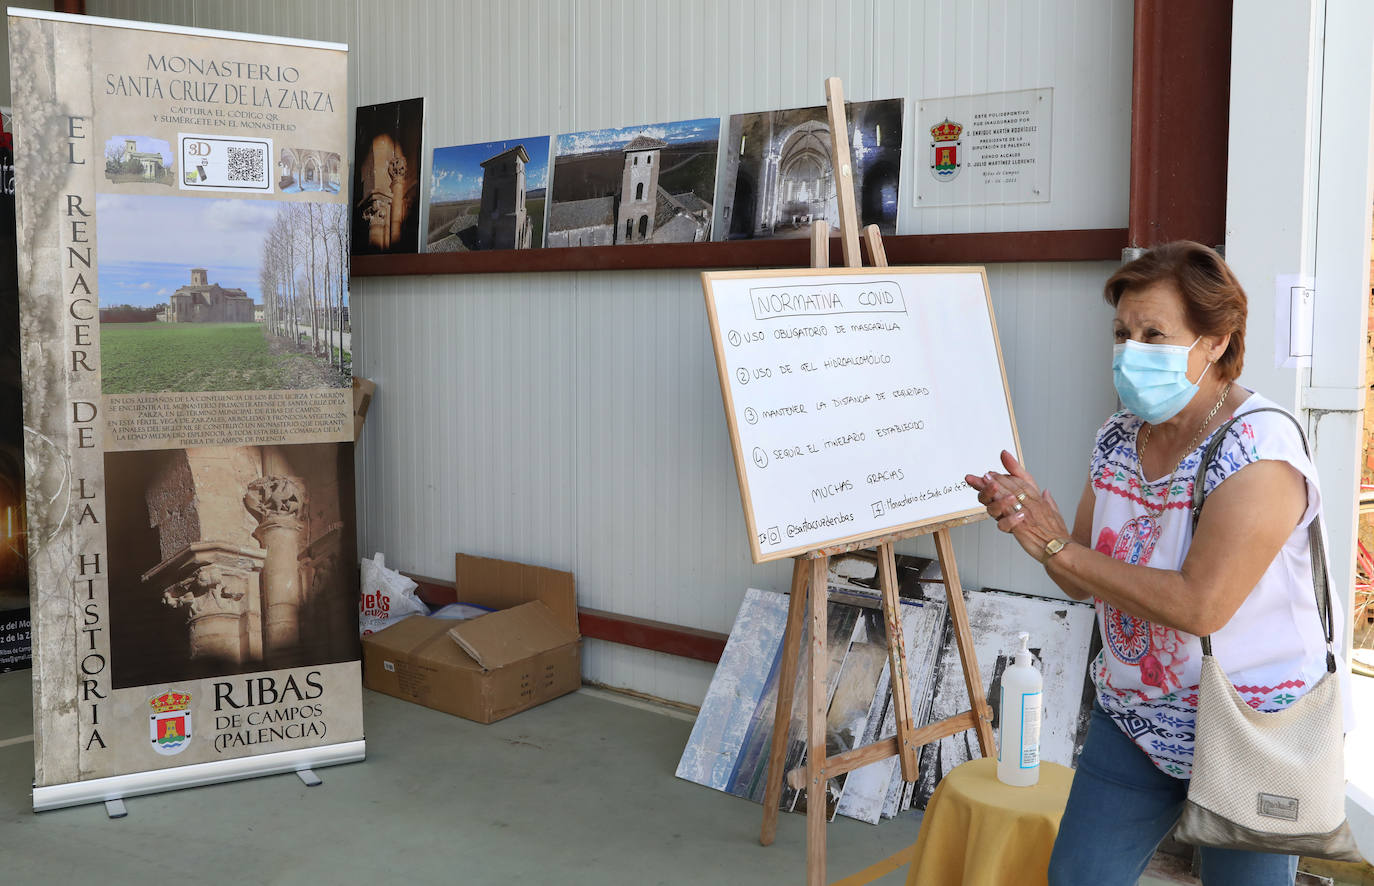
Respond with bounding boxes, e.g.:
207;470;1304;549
703;267;1020;563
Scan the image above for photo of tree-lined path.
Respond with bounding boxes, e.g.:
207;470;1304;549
97;194;350;395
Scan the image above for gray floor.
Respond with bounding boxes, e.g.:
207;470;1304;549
0;671;916;885
6;668;1341;885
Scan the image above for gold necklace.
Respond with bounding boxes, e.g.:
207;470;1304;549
1135;382;1232;518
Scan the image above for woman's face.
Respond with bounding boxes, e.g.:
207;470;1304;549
1114;282;1218;385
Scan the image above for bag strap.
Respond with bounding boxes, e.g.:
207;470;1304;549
1187;406;1336;672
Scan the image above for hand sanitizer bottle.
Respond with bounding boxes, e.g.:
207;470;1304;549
997;632;1042;787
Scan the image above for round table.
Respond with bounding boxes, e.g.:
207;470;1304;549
905;756;1075;886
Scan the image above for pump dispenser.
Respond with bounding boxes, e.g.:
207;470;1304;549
997;632;1043;787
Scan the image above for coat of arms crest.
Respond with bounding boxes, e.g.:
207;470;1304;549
928;118;963;182
149;689;192;756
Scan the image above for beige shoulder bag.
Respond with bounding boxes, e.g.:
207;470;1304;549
1172;407;1364;862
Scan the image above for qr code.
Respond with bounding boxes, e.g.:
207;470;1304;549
226;145;265;183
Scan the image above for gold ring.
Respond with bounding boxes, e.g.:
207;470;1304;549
1016;492;1027;502
1012;502;1024;513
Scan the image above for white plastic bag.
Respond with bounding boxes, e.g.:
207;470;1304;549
359;553;428;636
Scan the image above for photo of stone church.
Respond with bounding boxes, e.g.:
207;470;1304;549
718;99;903;240
104;442;358;688
546;117;719;247
426;135;550;252
166;267;255;323
97;193;352;394
103;134;175;186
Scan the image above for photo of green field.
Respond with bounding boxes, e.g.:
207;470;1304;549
97;193;352;396
100;323;346;393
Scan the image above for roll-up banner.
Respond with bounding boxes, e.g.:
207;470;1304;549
7;9;363;811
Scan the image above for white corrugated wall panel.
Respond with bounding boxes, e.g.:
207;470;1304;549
68;0;1129;706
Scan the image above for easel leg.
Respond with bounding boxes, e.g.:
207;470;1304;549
760;556;809;847
806;555;829;886
933;528;995;755
876;543;919;780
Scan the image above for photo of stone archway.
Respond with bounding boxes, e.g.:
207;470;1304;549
104;442;358;689
279;147;342;194
718;99;903;240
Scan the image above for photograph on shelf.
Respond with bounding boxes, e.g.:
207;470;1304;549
351;97;424;254
104;442;359;689
717;98;903;240
547;117;719;247
426;135;550;252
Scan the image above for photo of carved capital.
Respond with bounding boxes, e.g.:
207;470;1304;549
162;563;244;616
244;475;304;526
351;98;423;254
160;562;256;663
141;541;265;672
359;190;392;222
106;443;358;689
245;474;307;654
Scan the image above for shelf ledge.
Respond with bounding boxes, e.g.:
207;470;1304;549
351;228;1128;277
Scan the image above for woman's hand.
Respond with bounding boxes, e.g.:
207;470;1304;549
964;450;1072;563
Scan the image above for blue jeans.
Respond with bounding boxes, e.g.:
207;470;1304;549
1048;705;1298;886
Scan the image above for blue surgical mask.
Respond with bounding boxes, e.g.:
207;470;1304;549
1112;337;1210;424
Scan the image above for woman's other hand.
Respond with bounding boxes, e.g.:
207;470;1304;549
965;450;1072;562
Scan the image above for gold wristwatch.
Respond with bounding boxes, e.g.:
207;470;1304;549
1042;538;1067;563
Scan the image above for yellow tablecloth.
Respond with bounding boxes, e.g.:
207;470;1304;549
905;757;1074;886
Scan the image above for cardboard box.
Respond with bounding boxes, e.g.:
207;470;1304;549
361;554;580;723
352;377;376;439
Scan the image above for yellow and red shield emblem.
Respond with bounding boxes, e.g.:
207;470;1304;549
149;690;192;756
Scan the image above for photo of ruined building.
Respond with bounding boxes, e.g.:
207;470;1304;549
546;117;719;247
426;135;550;252
718;99;903;240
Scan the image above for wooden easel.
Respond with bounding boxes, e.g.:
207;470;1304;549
756;77;996;886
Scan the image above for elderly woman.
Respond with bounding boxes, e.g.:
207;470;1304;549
965;241;1338;885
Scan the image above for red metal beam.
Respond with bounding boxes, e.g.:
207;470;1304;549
53;0;85;14
352;228;1127;277
1128;0;1233;248
576;609;727;663
403;573;729;664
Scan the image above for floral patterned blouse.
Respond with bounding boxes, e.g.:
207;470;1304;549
1087;392;1334;777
